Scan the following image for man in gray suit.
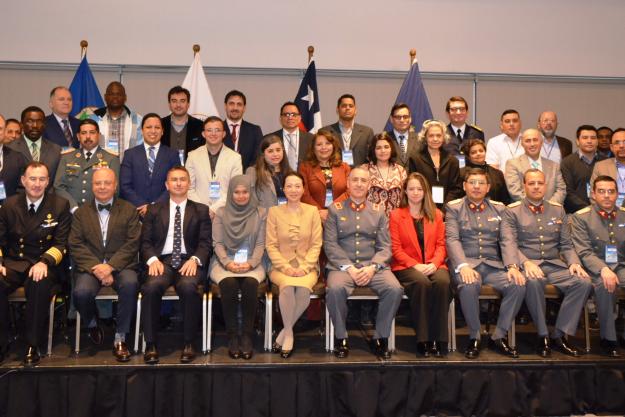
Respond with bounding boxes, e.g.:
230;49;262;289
270;101;313;171
505;128;566;204
590;128;625;200
571;175;625;357
445;168;526;359
324;167;403;359
503;169;592;357
69;168;141;362
384;103;420;169
322;94;374;167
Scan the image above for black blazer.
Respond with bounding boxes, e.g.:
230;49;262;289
459;162;511;205
0;146;28;199
44;114;80;149
160;115;205;159
409;147;463;209
555;135;573;160
269;129;314;169
140;199;212;267
444;123;484;156
223;119;263;171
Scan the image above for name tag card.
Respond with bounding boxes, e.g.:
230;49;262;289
0;181;7;200
606;245;618;264
209;181;220;200
586;183;591;198
178;150;185;165
342;150;354;166
324;189;333;208
277;197;287;205
234;248;248;263
107;138;119;153
432;186;445;204
457;155;466;169
618;193;625;208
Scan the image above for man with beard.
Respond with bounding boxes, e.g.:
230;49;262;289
537;111;573;164
222;90;263;171
160;86;204;163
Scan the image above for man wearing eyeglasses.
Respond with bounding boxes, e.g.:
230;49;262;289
444;96;484;157
591;128;625;208
269;102;313;171
384;103;420;169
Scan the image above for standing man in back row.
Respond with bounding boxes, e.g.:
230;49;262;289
444;96;484;157
160;86;204;164
222;90;263;171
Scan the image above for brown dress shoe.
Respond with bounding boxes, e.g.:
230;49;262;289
113;341;131;362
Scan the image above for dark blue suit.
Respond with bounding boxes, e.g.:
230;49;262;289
120;143;181;207
44;114;80;149
223;119;263;171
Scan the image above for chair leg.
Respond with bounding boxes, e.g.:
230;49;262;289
389;318;396;352
47;295;56;356
75;311;81;355
265;292;272;351
510;319;516;349
584;301;591;353
327;305;334;352
133;293;142;354
207;292;212;353
202;292;207;354
448;298;456;352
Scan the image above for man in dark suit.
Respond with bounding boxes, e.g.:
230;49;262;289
0;114;28;200
5;119;22;144
270;101;313;170
140;166;212;364
0;162;71;366
9;106;62;184
222;90;263;171
444;96;484;157
69;168;141;362
385;103;421;169
120;113;181;217
538;111;573;164
43;86;80;149
160;86;204;163
322;94;374;167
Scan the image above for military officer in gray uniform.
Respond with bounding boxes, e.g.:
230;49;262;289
54;119;120;212
324;166;403;359
503;169;591;357
571;175;625;357
445;167;526;359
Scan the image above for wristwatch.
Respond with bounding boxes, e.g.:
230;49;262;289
505;264;519;271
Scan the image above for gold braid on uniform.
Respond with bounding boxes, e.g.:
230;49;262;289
44;247;64;265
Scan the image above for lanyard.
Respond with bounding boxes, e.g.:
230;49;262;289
505;137;521;158
542;138;557;159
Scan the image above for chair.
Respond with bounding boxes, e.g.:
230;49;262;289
8;286;58;356
73;286;119;354
543;284;593;353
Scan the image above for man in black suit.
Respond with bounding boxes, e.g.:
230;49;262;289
222;90;263;171
160;86;204;164
444;96;484;157
43;86;81;149
270;101;313;170
140;166;212;364
384;103;421;169
0;114;28;200
322;94;374;167
0;162;71;366
69;168;141;362
5;119;22;144
538;110;573;164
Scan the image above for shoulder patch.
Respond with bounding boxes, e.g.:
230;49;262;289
447;198;463;206
333;202;343;210
490;200;504;206
546;200;562;207
508;201;522;208
61;147;76;155
575;207;591;215
469;124;483;132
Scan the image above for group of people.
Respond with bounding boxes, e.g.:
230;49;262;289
0;81;624;368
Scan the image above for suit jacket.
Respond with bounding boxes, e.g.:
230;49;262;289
322;122;374;167
223;119;263;171
120;143;181;207
445;123;485;156
270;129;314;170
0;146;28;199
299;161;350;209
561;152;606;213
408;147;463;208
186;145;243;211
389;207;447;271
160;114;204;159
504;154;566;204
43;114;80;149
69;198;141;272
9;136;61;184
385;130;421;169
140;199;212;267
555;135;573;160
590;158;619;193
0;192;70;273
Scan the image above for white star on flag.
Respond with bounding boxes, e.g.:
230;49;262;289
300;85;314;110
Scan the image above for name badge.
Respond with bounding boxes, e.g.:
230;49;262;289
0;181;6;200
457;155;466;169
107;137;119;153
432;186;445;204
324;189;333;208
606;245;618;264
178;149;185;165
277;197;287;206
586;183;591;199
618;193;625;208
342;150;354;166
209;181;220;200
234;248;248;263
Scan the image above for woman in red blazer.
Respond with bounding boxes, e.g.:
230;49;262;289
389;172;451;357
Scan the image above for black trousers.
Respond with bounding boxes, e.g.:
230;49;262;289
0;266;58;348
394;267;451;342
218;277;259;336
141;264;202;344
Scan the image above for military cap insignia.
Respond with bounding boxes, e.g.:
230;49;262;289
508;201;522;208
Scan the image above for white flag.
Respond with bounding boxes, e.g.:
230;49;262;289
182;52;219;120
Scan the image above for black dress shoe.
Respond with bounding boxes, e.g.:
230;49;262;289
416;341;431;357
464;338;481;359
113;341;131;362
240;334;253;360
489;337;519;358
180;343;196;363
551;336;580;357
228;335;241;359
600;339;620;358
536;336;551;358
334;338;349;358
372;338;391;360
430;341;445;357
271;342;281;354
23;345;40;367
88;325;104;345
143;343;159;364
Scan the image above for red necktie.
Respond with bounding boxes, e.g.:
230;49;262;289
231;124;239;147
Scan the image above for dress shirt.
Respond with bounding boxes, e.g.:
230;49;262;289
54;113;73;137
485;133;523;170
26;195;44;212
339;122;354;149
528;156;543;171
451;124;466;138
541;136;561;164
282;129;299;170
95;197;113;244
617;161;625;192
144;142;161;160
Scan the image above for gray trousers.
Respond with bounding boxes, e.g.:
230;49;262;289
524;263;592;337
592;267;625;341
454;263;526;339
326;269;403;339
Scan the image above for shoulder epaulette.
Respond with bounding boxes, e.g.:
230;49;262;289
491;200;504;206
104;148;119;156
575;207;591;215
333;202;343;210
61;147;76;155
508;201;522;208
469;124;483;132
448;198;463;206
619;207;625;212
546;200;562;207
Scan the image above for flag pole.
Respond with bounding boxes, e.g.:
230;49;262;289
80;40;88;59
409;48;416;66
193;44;200;56
308;45;314;64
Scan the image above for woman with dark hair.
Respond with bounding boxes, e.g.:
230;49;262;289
361;132;407;216
299;129;350;222
389;172;450;357
245;134;293;207
459;139;511;204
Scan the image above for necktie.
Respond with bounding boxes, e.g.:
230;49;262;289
62;119;73;147
30;141;39;162
148;146;156;175
457;129;462;142
28;203;36;216
531;160;540;170
85;151;92;161
98;203;111;211
171;205;182;269
231;124;239;147
398;135;406;156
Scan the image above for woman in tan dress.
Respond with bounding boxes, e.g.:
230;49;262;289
266;172;322;357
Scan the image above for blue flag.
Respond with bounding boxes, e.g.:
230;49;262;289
384;61;432;133
295;60;322;133
69;56;104;118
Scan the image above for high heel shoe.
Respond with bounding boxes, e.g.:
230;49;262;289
271;342;282;354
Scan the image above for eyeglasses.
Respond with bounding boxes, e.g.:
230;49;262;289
449;107;467;113
392;114;410;120
281;112;300;118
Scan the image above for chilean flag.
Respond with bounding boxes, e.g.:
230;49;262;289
295;60;322;133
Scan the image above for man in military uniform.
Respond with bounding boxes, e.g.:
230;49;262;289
0;162;71;366
445;168;526;359
54;119;120;213
571;175;625;357
324;167;403;359
503;169;592;357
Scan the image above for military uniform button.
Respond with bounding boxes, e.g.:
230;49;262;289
356;241;360;245
356;225;360;229
82;190;86;193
